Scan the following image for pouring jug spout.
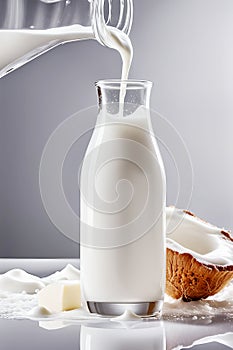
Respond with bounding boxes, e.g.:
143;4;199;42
0;0;133;78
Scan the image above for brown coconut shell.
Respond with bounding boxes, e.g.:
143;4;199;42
166;210;233;301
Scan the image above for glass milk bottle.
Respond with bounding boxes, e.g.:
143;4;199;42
80;80;166;317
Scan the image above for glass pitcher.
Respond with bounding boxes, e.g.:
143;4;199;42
0;0;133;77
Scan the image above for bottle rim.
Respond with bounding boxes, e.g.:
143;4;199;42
95;79;153;90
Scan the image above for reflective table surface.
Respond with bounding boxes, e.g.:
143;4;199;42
0;259;233;350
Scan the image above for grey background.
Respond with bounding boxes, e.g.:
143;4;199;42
0;0;233;258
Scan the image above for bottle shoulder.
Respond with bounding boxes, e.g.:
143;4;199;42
86;120;161;153
82;122;166;183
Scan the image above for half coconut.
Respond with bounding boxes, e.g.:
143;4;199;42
166;207;233;301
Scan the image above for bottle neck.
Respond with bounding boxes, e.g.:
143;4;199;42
96;80;152;118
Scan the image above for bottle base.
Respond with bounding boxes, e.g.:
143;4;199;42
86;300;163;318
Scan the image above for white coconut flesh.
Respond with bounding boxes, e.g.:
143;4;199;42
166;207;233;267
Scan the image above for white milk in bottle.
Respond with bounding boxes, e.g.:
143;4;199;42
80;80;166;317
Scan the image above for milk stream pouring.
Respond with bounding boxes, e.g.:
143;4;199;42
80;80;166;317
0;0;133;78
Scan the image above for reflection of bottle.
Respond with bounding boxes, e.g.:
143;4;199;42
80;80;166;317
80;322;166;350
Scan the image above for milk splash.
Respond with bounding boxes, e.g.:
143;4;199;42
111;309;140;322
1;263;233;350
0;263;233;321
172;333;233;350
